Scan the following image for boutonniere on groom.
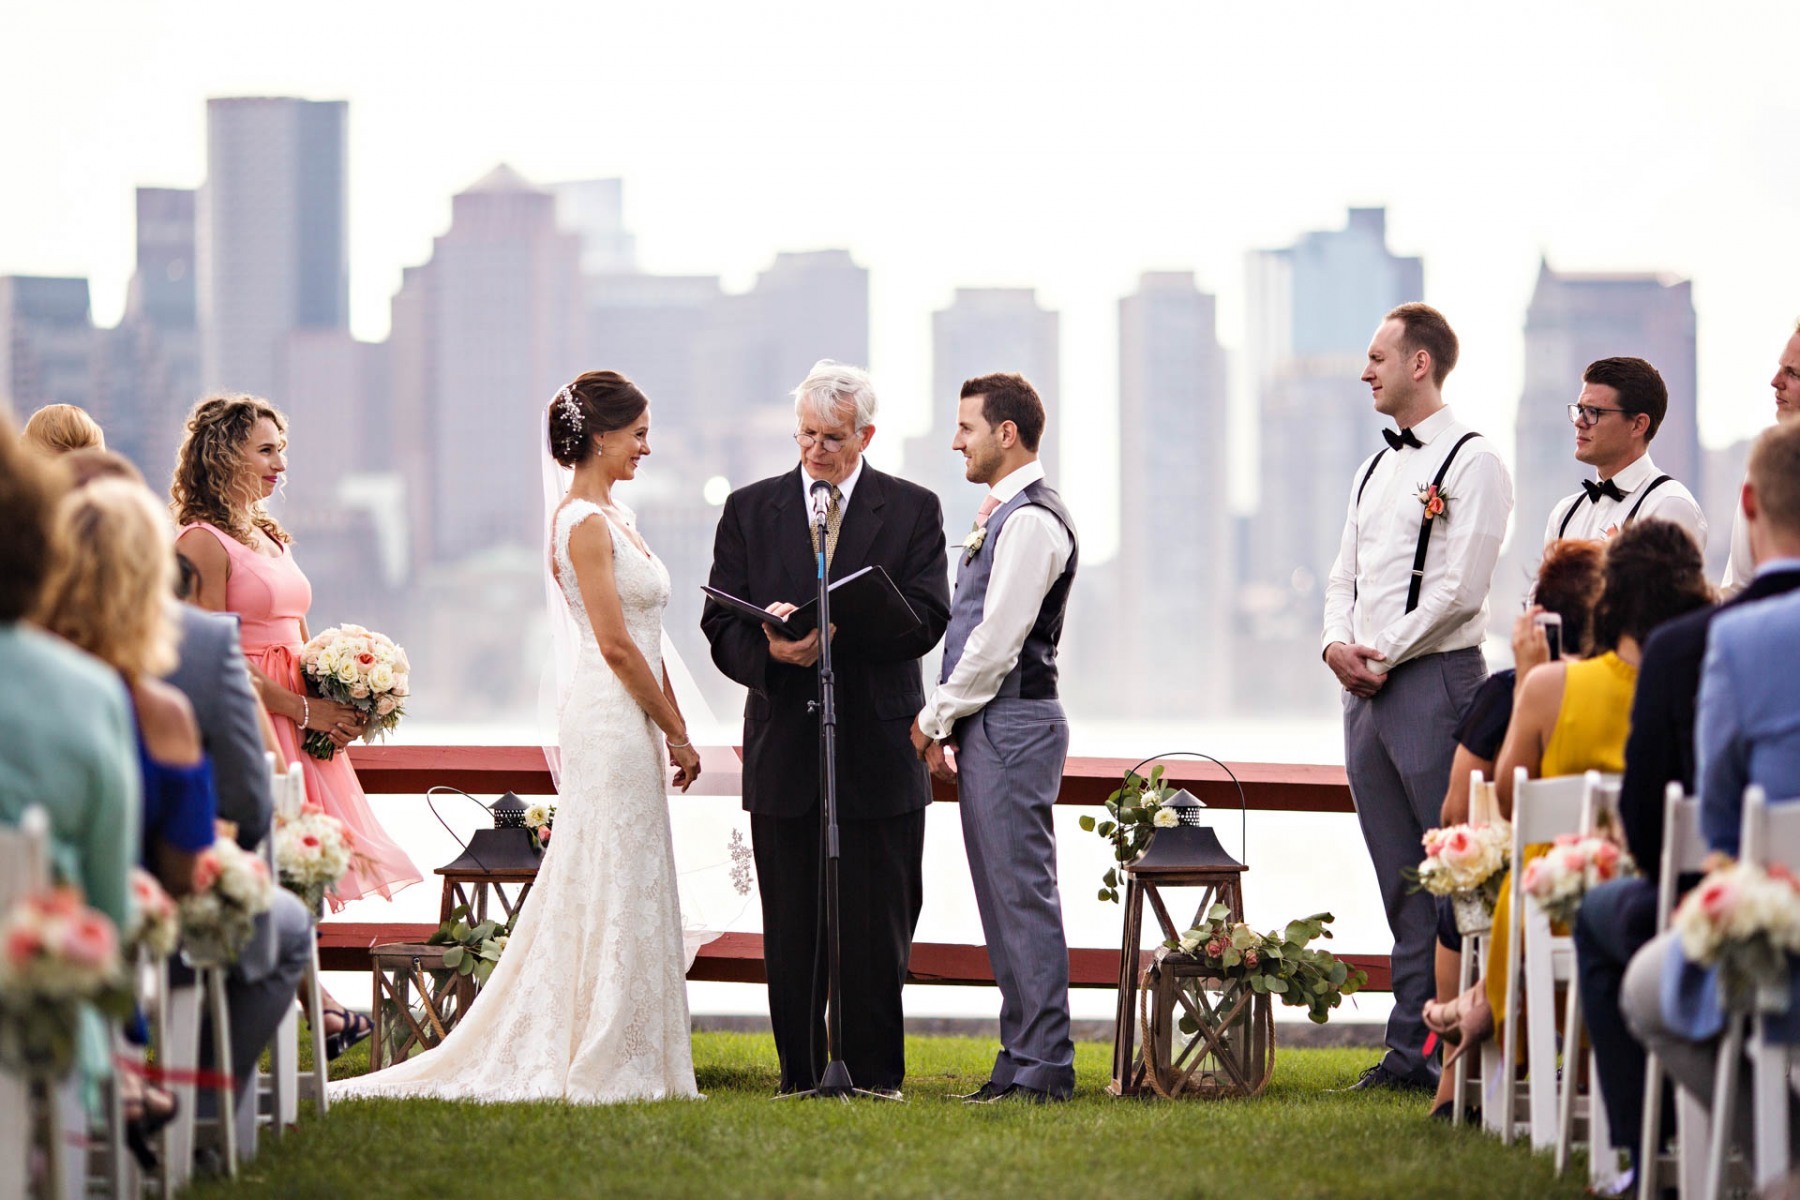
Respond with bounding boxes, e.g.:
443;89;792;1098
960;524;988;563
1415;481;1451;522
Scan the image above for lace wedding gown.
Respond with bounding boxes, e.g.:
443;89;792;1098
334;500;699;1103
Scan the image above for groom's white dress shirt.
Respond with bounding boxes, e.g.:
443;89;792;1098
1541;452;1706;549
918;460;1071;740
1321;405;1513;676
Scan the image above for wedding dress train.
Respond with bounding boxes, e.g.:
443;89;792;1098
333;500;699;1103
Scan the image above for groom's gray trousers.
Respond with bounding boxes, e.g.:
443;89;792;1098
1342;646;1485;1083
955;696;1076;1098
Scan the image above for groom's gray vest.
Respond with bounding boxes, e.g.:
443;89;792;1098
940;479;1078;700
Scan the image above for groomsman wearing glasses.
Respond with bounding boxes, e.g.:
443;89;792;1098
1323;303;1514;1093
1544;356;1706;549
702;360;950;1098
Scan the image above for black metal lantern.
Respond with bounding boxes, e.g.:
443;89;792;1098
435;792;544;924
1107;763;1254;1098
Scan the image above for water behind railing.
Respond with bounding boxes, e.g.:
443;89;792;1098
326;717;1396;1027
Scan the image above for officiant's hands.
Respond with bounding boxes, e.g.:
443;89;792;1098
1324;641;1388;699
761;602;833;668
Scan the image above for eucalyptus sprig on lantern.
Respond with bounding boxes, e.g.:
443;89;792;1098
1169;904;1368;1025
427;905;512;987
1078;765;1180;903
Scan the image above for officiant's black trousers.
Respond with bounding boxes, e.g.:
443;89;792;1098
751;803;925;1093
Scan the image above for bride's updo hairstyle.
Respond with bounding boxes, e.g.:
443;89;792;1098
548;371;648;468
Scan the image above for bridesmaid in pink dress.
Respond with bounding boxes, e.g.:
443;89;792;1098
171;395;421;908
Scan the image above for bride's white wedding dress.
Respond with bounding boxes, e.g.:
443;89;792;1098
334;500;699;1103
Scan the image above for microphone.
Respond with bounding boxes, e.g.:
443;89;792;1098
810;478;832;530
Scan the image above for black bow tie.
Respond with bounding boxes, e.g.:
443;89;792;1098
1582;478;1627;503
1383;427;1422;451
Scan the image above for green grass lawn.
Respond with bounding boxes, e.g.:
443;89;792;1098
194;1033;1589;1199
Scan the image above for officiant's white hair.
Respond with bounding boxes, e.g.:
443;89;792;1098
792;359;877;433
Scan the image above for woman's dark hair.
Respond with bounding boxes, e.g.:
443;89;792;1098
0;411;65;622
1530;539;1604;656
1591;519;1713;651
548;371;649;467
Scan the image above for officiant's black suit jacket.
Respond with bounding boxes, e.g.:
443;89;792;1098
702;464;950;819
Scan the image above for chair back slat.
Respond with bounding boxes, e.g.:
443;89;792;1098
1511;767;1591;846
1740;785;1800;871
0;806;52;911
1656;783;1704;925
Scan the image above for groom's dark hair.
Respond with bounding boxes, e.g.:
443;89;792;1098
961;373;1045;452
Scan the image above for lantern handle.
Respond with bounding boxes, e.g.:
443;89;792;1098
425;785;512;874
1118;751;1248;868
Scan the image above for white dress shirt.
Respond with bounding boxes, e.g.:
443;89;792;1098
1541;452;1707;549
1720;492;1754;598
918;460;1072;740
798;455;864;514
1321;405;1513;675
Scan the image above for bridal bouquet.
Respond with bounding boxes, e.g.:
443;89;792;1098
0;886;134;1075
274;803;357;911
523;802;556;852
1671;862;1800;1012
1519;833;1637;926
178;836;275;965
1079;765;1181;903
124;867;180;959
298;623;411;760
1169;904;1367;1025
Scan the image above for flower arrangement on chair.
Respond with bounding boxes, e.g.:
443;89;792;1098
123;867;180;959
1518;832;1637;926
1408;820;1511;933
0;887;134;1076
274;803;357;913
178;836;275;966
1672;861;1800;1010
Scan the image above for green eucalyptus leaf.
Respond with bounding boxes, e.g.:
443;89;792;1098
1078;814;1096;831
1265;977;1288;993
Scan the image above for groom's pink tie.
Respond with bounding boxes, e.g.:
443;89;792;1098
975;493;1001;528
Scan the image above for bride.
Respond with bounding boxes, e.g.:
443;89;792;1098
335;371;703;1103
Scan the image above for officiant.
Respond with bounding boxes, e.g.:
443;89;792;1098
701;360;950;1097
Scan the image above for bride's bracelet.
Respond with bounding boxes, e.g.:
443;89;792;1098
666;735;691;749
299;695;310;729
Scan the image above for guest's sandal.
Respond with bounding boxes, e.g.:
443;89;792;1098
323;1005;373;1060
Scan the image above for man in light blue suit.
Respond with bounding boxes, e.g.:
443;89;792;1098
1621;418;1800;1157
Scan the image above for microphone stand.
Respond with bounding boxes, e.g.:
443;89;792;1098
778;483;899;1103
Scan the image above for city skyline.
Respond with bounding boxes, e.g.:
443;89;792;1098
4;0;1794;562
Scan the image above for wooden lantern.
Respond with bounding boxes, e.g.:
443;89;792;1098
434;791;542;924
368;943;479;1070
1108;789;1256;1097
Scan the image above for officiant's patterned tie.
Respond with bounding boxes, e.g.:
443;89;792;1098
809;483;843;567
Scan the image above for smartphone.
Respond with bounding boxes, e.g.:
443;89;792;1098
1535;611;1564;661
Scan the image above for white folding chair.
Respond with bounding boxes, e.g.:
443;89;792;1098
0;808;53;1200
1448;770;1496;1127
1634;782;1711;1199
1499;767;1597;1150
1555;776;1625;1187
260;759;328;1136
1705;786;1799;1198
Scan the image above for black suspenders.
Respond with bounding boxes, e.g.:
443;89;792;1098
1406;433;1480;612
1555;474;1674;539
1352;432;1482;613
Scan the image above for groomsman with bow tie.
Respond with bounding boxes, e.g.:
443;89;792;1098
1322;303;1514;1093
1544;356;1706;548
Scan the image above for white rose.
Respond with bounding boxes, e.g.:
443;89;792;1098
523;804;550;829
368;663;395;693
1153;807;1179;829
335;661;361;687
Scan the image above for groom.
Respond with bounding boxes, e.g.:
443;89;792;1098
911;372;1078;1103
702;360;950;1097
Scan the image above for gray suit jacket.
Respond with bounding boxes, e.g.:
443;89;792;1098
163;604;281;981
1697;587;1800;857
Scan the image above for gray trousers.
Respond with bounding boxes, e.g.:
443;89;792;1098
1342;646;1486;1082
1622;931;1800;1153
956;697;1076;1098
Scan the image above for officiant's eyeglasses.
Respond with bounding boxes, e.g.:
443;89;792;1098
794;431;849;452
1567;403;1629;426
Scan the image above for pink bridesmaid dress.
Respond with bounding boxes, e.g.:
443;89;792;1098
181;522;421;907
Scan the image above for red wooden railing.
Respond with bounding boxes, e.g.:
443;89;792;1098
327;745;1390;992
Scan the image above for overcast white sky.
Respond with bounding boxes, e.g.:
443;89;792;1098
3;0;1795;545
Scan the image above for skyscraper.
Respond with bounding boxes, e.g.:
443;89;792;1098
199;97;349;399
0;276;96;416
552;179;638;275
1116;272;1230;714
1511;260;1700;563
1241;208;1424;711
387;164;583;565
105;187;200;477
906;287;1060;525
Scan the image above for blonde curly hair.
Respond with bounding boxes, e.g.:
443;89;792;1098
35;478;178;679
170;393;291;547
